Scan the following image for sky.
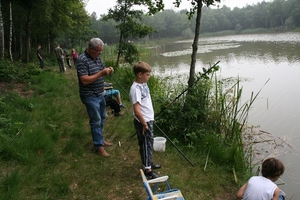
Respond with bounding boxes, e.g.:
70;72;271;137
85;0;273;17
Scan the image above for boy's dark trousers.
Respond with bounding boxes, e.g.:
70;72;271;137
134;119;154;168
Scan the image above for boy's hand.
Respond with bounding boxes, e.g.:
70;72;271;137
142;124;148;135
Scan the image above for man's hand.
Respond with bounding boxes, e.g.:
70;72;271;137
106;67;114;75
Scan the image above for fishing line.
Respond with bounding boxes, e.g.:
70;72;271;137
108;61;220;167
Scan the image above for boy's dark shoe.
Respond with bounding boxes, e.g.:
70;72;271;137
144;170;159;179
151;163;161;169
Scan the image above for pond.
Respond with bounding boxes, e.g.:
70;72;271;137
141;32;300;199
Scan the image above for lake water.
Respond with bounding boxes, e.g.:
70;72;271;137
142;32;300;199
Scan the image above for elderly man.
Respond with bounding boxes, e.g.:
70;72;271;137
76;38;114;157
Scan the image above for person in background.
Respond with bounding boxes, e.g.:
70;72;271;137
54;44;65;73
104;82;125;108
237;157;286;200
104;91;123;117
72;48;78;67
129;61;161;180
37;45;44;69
76;38;114;158
64;50;72;68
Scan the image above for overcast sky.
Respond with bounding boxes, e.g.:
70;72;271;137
85;0;273;17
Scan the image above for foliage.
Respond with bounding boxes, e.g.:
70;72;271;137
102;0;161;65
0;64;241;199
155;63;259;175
0;0;91;62
92;0;300;44
0;61;41;82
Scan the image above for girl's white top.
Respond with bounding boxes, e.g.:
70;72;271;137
243;176;277;200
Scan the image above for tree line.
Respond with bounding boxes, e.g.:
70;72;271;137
95;0;300;43
0;0;299;63
0;0;93;62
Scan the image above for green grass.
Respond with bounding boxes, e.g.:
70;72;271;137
0;65;244;199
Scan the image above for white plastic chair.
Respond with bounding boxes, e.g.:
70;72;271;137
140;169;185;200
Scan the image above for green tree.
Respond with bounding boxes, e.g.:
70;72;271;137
103;0;163;66
0;0;90;62
201;11;218;32
252;1;269;28
0;0;4;60
173;0;221;86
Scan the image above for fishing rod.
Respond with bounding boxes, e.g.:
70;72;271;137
108;72;128;99
109;61;220;166
154;122;194;166
108;72;194;166
155;60;220;118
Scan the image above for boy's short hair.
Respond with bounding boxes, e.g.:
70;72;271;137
133;61;151;75
261;157;285;179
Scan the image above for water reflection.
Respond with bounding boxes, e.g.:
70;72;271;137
147;35;300;78
142;32;300;199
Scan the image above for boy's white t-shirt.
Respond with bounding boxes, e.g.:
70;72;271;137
129;81;154;122
243;176;277;200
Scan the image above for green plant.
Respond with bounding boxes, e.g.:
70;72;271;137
155;65;264;178
0;61;41;82
0;62;244;199
0;170;21;199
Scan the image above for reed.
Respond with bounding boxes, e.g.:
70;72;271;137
155;67;266;179
0;62;246;199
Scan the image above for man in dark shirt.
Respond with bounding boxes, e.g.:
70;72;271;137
76;38;114;157
37;45;44;69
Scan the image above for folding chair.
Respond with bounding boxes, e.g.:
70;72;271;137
140;169;185;200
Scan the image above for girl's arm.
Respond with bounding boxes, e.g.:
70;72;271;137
237;182;248;199
272;187;282;200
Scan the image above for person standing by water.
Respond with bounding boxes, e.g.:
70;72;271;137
37;45;44;69
72;48;78;68
76;38;114;158
129;61;161;179
54;44;65;73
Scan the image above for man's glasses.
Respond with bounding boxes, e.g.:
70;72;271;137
93;47;102;54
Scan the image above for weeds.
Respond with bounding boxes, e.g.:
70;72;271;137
155;65;263;178
0;62;251;199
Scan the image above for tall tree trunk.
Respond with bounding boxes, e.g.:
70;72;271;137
188;1;203;87
25;9;32;63
0;0;4;60
19;32;22;61
116;0;129;67
8;1;13;62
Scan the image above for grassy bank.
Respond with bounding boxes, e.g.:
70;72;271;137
0;65;243;199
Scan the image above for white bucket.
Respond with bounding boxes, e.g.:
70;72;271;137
153;137;166;152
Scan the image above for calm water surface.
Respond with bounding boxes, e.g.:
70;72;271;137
142;32;300;199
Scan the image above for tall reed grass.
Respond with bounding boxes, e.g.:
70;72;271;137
154;65;264;179
0;61;253;199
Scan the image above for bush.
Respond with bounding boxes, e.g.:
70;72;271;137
0;61;41;82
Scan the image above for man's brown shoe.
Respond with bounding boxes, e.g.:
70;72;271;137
97;146;110;157
104;141;112;147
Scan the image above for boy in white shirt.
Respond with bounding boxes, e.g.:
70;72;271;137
129;61;160;179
